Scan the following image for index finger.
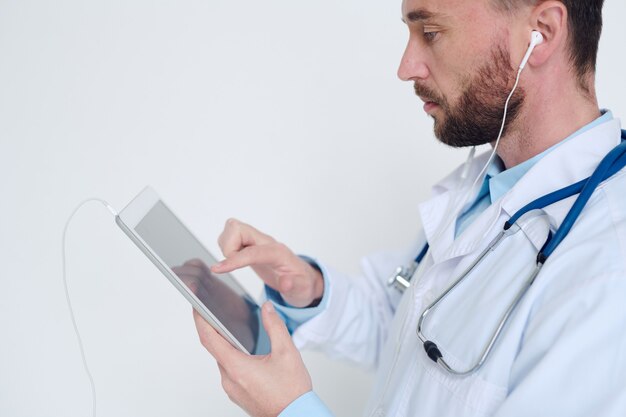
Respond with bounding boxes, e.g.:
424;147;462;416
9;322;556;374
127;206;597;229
211;242;288;275
218;218;275;258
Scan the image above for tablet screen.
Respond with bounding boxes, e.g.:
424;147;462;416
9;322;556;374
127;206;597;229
134;200;270;355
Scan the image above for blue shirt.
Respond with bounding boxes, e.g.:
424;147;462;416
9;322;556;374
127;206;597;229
455;110;612;237
269;110;612;416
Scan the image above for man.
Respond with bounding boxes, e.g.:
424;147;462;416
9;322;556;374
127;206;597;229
193;0;626;416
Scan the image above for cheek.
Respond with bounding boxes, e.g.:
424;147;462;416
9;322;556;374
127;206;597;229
430;29;494;95
426;43;464;92
429;67;468;108
436;46;494;108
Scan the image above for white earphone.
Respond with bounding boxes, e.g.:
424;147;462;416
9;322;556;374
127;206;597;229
519;30;544;70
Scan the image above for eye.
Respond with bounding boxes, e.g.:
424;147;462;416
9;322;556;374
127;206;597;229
423;30;439;43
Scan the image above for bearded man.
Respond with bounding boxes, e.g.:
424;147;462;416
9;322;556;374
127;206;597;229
192;1;626;416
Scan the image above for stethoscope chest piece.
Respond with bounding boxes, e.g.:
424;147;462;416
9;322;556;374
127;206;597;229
387;243;430;293
387;264;416;292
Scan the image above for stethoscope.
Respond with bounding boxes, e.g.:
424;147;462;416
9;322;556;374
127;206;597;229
388;130;626;376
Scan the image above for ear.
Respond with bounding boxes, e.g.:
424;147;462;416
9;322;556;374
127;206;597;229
525;1;568;68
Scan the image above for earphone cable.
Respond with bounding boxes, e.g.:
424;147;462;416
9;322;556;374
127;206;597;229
466;66;524;200
431;66;524;247
62;198;118;417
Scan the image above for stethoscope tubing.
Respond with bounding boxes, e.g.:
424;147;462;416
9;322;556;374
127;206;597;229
540;140;626;261
415;132;626;376
416;227;521;375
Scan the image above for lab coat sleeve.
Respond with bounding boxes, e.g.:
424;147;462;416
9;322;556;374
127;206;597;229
265;259;331;334
265;264;329;335
278;391;334;417
492;272;626;417
284;246;418;370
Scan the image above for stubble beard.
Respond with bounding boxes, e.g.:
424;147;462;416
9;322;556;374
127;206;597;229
414;45;525;148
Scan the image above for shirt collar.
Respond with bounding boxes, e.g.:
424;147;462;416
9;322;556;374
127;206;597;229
486;110;613;204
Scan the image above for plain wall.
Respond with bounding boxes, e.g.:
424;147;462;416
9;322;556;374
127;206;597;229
1;1;625;416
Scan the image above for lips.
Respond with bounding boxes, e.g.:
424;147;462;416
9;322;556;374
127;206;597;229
414;83;442;114
423;101;439;114
418;96;439;113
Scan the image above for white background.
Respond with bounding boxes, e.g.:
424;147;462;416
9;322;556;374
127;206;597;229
1;1;624;416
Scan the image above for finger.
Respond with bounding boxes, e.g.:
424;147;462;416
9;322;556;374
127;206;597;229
193;309;245;365
260;302;292;354
211;242;287;274
218;218;274;258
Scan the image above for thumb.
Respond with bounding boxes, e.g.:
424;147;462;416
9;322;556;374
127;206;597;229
261;302;292;353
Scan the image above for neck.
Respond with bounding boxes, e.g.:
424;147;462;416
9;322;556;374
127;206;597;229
495;75;601;169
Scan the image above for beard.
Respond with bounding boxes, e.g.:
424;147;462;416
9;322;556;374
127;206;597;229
414;45;524;148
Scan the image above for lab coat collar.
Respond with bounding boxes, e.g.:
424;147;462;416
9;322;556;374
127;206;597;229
500;117;622;226
419;115;622;264
418;151;495;263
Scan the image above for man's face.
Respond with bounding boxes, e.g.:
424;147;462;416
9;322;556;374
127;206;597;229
399;0;524;147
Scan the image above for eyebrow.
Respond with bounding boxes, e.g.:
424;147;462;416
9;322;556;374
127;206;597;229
402;8;440;23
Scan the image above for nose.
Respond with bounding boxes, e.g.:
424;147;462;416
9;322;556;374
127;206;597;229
397;38;430;81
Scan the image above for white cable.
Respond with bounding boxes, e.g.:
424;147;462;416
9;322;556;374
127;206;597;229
62;198;118;417
431;66;524;246
466;66;524;203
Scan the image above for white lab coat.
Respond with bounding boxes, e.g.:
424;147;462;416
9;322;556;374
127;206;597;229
293;117;626;417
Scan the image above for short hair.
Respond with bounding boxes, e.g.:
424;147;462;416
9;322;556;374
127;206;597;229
493;0;605;88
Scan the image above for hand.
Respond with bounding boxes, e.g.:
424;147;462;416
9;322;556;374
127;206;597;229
211;219;324;308
194;302;313;417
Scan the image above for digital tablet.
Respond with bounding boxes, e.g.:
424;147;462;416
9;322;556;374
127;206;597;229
116;186;270;355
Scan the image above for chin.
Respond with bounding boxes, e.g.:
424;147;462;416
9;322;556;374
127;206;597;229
432;118;444;136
